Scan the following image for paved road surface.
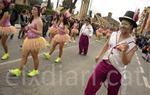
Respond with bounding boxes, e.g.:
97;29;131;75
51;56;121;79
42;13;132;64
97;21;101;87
0;31;149;95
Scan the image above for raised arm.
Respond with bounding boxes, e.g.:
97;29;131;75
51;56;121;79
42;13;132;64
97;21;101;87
95;39;109;63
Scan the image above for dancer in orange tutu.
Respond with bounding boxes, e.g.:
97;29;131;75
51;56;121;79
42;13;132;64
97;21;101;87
44;13;70;63
48;18;58;43
9;5;47;77
95;25;103;41
0;0;16;60
105;27;113;39
70;19;79;42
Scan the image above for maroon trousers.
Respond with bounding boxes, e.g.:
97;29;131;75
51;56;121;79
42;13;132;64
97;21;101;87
79;34;89;55
84;60;122;95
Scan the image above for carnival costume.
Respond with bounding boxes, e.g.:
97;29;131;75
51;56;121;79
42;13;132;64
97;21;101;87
71;23;79;34
0;8;16;60
48;22;58;38
22;21;47;51
52;23;70;43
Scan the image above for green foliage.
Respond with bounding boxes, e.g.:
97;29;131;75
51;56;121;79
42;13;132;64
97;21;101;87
30;0;42;6
15;4;31;14
45;8;54;15
62;0;72;9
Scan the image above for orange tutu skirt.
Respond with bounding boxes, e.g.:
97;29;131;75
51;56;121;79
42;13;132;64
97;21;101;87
52;34;70;43
48;27;58;34
22;37;47;51
71;28;79;34
0;26;16;35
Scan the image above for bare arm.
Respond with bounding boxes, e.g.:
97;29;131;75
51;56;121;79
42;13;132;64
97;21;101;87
120;46;137;65
0;12;10;26
31;20;43;35
95;39;109;62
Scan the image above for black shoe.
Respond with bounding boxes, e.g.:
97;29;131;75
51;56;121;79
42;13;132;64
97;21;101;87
79;52;82;55
83;53;87;56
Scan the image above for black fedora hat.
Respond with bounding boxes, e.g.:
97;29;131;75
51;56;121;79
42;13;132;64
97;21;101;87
119;11;137;28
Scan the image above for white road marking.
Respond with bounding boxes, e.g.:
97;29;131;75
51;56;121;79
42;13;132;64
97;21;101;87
0;53;43;66
0;40;99;66
139;67;145;74
135;52;141;65
135;52;150;89
143;76;150;88
135;52;145;73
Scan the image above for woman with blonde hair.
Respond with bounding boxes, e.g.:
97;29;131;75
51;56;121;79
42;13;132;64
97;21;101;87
9;5;47;77
0;0;16;60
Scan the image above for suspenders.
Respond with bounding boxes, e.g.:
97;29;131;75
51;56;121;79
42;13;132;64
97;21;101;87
107;32;136;62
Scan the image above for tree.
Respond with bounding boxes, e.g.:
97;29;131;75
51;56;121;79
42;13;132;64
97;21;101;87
62;0;78;13
79;0;90;19
29;0;42;6
62;0;72;9
47;0;53;9
70;0;78;13
56;0;60;8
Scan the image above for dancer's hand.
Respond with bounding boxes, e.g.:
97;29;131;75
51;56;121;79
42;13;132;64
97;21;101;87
116;43;129;52
24;26;29;32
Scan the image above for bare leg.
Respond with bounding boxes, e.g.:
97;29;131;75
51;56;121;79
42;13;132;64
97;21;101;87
70;32;73;41
18;27;23;39
19;50;30;70
73;33;77;41
58;42;64;58
1;35;8;53
49;42;58;55
31;49;39;70
49;33;53;43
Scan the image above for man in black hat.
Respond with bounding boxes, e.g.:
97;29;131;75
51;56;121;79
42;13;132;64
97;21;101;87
84;11;138;95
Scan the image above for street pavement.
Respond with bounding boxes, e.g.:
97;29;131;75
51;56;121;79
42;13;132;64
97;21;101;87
0;29;150;95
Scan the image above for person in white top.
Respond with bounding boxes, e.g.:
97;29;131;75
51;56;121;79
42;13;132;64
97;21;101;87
79;17;93;55
84;11;138;95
